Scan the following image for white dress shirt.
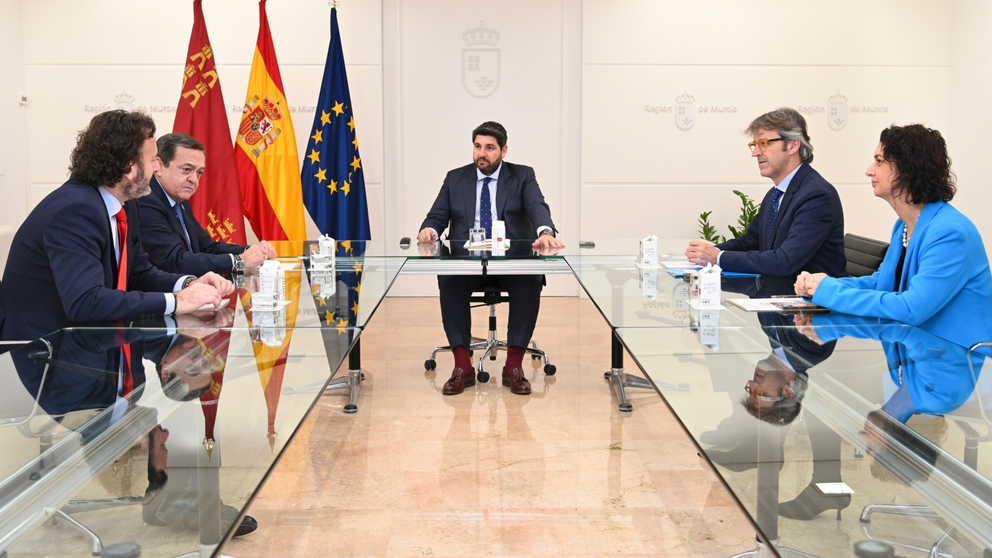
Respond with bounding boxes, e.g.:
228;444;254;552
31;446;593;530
99;187;190;314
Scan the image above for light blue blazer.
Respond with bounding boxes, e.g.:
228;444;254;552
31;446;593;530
812;201;992;348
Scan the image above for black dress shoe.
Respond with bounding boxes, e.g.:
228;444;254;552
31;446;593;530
222;504;258;537
779;483;851;521
234;514;258;537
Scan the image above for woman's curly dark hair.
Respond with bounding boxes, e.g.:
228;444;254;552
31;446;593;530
69;110;156;188
879;124;956;204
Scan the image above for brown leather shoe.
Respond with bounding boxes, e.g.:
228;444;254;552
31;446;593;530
442;367;476;395
501;366;531;395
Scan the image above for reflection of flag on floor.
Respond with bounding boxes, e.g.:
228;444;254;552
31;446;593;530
235;0;306;241
173;0;246;245
245;270;302;451
301;7;371;253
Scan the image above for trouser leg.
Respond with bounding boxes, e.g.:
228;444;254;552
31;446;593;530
495;274;544;348
438;275;483;349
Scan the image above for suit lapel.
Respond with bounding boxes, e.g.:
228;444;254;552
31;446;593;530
495;163;510;218
462;166;477;230
152;177;189;246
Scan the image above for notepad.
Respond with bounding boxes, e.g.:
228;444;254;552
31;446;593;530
726;298;828;313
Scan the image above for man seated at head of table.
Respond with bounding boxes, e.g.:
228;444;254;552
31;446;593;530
795;124;992;349
0;110;233;342
137;132;276;276
685;107;847;278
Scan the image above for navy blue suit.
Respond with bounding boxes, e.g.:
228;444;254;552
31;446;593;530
420;161;557;350
717;164;847;277
421;161;555;241
136;177;245;276
0;178;185;341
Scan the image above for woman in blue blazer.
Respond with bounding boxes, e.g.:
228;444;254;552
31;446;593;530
796;124;992;349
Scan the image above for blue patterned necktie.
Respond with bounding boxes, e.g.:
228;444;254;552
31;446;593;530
764;188;783;251
174;203;192;249
480;177;493;238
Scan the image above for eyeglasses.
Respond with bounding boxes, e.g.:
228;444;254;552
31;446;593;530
747;138;785;152
744;383;784;402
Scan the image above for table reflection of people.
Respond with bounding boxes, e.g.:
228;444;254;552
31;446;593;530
140;313;259;538
796;124;992;348
790;313;986;519
10;313;258;539
704;311;835;475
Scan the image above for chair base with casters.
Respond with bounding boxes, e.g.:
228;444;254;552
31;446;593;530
44;496;145;556
281;338;365;414
425;287;555;384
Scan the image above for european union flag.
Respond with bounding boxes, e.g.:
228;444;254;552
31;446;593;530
301;7;371;257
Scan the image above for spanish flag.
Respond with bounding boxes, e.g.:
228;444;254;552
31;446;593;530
235;0;306;241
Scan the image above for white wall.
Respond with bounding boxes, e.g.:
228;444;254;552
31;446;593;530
2;0;989;270
949;0;992;245
382;0;582;295
0;0;28;230
581;0;952;243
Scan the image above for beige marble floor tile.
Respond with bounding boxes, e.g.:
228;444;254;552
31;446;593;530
226;295;756;557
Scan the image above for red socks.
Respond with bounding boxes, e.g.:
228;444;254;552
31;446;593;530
452;345;473;372
505;346;525;371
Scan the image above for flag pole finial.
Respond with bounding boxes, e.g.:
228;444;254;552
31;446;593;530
329;0;339;7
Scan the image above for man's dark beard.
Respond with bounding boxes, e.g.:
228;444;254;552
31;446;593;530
476;157;500;176
122;162;152;200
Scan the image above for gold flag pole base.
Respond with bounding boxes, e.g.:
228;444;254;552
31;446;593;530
267;431;277;453
203;438;215;461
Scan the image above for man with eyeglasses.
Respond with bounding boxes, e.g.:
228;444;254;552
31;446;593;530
685;107;847;277
137;133;276;276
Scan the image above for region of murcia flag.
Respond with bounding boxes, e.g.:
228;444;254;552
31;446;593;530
235;0;306;241
173;0;246;245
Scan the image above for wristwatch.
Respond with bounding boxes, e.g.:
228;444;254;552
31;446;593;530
182;277;195;289
233;254;246;273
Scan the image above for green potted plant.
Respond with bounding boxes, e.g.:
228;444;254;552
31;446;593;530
698;190;760;243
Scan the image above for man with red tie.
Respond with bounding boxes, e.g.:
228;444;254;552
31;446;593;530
0;110;232;343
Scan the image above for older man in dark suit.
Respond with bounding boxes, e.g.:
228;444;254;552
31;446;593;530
685;107;847;278
418;121;564;396
137;133;275;276
0;110;231;341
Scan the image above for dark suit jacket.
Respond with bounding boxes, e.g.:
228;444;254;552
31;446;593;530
136;177;245;276
0;178;185;340
717;164;847;277
420;161;556;241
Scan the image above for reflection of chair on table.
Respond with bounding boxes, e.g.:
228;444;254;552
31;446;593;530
425;283;554;383
859;349;992;558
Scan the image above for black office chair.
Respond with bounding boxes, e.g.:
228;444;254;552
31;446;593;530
844;233;889;277
425;283;555;383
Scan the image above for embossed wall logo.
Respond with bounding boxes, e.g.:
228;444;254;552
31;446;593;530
828;91;847;130
675;91;695;130
114;90;135;111
463;21;500;98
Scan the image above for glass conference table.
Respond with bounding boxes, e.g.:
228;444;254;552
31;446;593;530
0;248;404;557
3;238;992;557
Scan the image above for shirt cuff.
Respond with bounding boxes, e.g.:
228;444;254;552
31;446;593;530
716;251;723;266
536;226;554;237
173;276;194;292
230;254;237;269
164;293;176;315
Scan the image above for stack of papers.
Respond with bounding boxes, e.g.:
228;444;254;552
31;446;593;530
726;298;828;313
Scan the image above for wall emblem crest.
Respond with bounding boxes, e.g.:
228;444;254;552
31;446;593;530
463;21;500;98
828;91;847;130
675;90;695;130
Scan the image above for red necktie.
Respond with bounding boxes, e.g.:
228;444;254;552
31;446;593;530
115;207;133;396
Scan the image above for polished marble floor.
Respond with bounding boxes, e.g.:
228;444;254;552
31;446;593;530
225;292;757;557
